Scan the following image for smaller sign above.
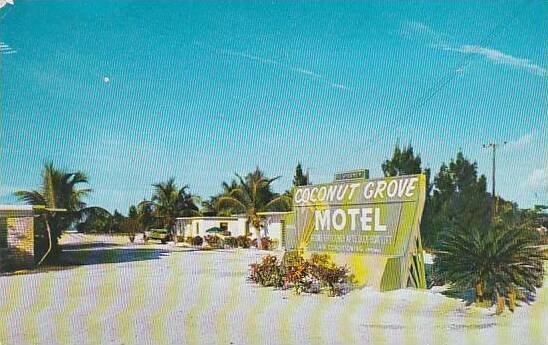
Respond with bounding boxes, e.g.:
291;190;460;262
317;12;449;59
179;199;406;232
334;169;369;182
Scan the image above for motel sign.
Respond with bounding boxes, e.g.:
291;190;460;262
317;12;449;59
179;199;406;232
285;174;427;291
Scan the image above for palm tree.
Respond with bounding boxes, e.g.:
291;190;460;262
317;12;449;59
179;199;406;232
148;178;201;240
435;206;545;306
217;168;291;249
136;199;156;231
202;179;240;216
14;162;93;262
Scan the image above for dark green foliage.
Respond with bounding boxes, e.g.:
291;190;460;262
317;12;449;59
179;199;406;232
382;143;425;177
77;207;113;233
216;168;291;249
222;236;237;248
128;205;138;219
422;152;491;249
209;168;291;218
15;162;102;258
293;162;310;187
435;205;545;301
145;178;201;234
192;236;203;246
382;143;434;247
137;200;156;231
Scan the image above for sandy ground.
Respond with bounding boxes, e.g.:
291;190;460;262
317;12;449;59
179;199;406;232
0;234;546;345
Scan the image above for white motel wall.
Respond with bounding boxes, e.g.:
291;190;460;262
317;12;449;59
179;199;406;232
174;212;290;250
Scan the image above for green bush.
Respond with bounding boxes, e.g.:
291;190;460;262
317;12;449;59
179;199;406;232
222;236;237;248
249;255;285;288
236;235;251;248
192;236;203;246
205;235;221;248
251;237;273;250
435;207;545;303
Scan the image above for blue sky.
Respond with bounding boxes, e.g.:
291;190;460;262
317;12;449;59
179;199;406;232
1;1;546;213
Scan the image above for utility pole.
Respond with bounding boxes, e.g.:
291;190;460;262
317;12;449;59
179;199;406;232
482;141;507;215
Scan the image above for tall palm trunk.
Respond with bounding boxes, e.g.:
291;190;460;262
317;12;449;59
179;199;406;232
252;215;262;249
255;228;262;249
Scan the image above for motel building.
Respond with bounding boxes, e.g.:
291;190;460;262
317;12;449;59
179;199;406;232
0;205;49;271
174;212;290;250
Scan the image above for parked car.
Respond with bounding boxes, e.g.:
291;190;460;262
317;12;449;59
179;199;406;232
147;228;172;244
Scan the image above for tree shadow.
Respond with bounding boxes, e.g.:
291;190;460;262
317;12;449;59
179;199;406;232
57;246;170;266
61;241;123;250
0;245;171;277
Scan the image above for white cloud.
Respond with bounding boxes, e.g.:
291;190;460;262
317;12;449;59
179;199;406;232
290;67;322;79
331;83;352;92
527;167;548;190
219;49;278;65
0;1;15;10
401;21;547;77
445;45;547;77
218;48;351;91
401;21;449;42
505;132;534;150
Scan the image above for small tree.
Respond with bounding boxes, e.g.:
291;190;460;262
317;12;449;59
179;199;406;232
217;168;291;249
147;178;201;241
293;162;310;187
423;152;491;249
15;162;95;261
435;205;545;306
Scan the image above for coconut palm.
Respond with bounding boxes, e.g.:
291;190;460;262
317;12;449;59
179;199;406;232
217;168;291;249
77;207;113;233
148;178;201;239
14;162;93;261
202;179;240;216
435;206;545;304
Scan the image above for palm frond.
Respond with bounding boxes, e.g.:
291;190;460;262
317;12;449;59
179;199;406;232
14;190;46;205
217;196;247;213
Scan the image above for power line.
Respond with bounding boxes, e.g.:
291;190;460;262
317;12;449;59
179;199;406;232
404;1;535;119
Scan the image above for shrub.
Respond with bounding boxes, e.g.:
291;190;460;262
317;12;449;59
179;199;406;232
192;236;203;246
249;255;284;288
435;209;546;304
251;237;273;250
249;253;355;296
185;236;194;244
223;236;237;248
307;253;354;296
205;235;221;248
236;235;251;248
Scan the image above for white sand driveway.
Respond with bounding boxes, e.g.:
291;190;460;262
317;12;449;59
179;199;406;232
0;234;546;345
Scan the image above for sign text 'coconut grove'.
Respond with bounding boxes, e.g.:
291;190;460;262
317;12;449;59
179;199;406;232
292;175;425;255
